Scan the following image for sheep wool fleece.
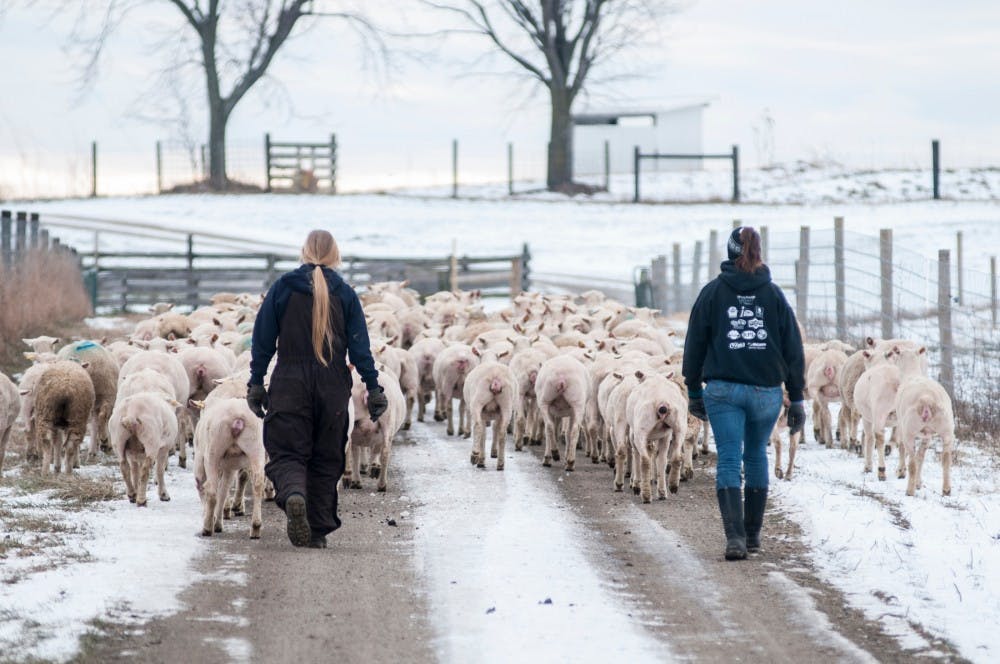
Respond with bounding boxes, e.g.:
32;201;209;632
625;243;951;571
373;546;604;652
253;266;378;538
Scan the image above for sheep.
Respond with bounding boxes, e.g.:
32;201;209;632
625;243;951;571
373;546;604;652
408;337;446;423
192;397;265;536
28;361;95;474
509;347;548;451
149;302;175;315
57;340;120;461
626;372;688;503
376;345;419;430
119;351;192;464
535;354;589;471
0;372;20;476
770;393;803;480
22;336;61;354
853;345;927;480
463;350;517;470
178;345;233;413
894;376;955;496
837;350;869;452
345;366;406;492
604;369;644;491
16;360;54;462
806;348;849;448
432;343;479;437
109;392;178;506
107;340;143;369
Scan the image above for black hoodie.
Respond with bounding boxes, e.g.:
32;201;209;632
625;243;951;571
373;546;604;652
249;265;379;390
682;260;805;401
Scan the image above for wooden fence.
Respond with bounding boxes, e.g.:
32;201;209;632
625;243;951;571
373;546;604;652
0;210;75;264
265;133;337;193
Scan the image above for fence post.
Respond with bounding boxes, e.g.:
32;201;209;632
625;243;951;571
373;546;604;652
507;142;514;196
156;140;163;194
264;133;272;192
731;144;740;202
880;229;893;340
603;139;611;191
708;229;720;277
796;226;810;328
650;255;667;313
330;133;338;194
29;213;39;249
200;144;207;181
449;239;458;291
672;242;683;313
834;216;846;339
932;139;940;200
991;256;997;329
1;210;10;267
451;139;458;199
633;146;641;203
266;254;277;288
186;234;197;306
509;257;522;301
92;231;100;272
521;243;531;291
691;240;703;301
760;225;769;265
938;249;954;397
91;140;98;198
956;231;964;305
15;211;27;260
120;273;128;312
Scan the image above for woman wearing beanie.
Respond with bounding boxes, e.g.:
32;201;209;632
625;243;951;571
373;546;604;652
247;230;387;549
682;226;805;560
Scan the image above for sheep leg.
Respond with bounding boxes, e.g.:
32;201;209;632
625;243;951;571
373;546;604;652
0;426;10;476
681;433;695;480
896;437;908;479
905;441;919;496
176;427;188;469
821;400;834;449
88;413;101;460
416;388;426;422
837;406;852;450
565;413;581;472
541;415;555;467
915;438;929;491
341;444;353;489
490;418;499;459
446;393;455;436
862;419;874;473
654;439;669;500
772;429;784;480
156;447;170;501
136;456;152;507
494;415;507;471
471;418;485;467
201;470;217;536
376;440;391;492
349;443;363;490
120;456;137;503
403;391;414;431
461;397;470;438
786;430;801;480
811;400;821;444
941;434;953;496
875;430;887;481
637;440;653;504
514;407;526;451
369;438;384;479
667;433;684;494
232;469;249;516
215;468;236;531
630;440;642;495
250;468;265;539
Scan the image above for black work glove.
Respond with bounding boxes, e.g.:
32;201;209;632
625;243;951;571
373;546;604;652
367;386;388;422
787;401;806;435
247;384;269;419
687;389;708;421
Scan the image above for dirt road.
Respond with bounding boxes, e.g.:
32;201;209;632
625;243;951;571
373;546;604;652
76;419;955;663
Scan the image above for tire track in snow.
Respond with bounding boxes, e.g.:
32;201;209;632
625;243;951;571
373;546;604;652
398;423;674;663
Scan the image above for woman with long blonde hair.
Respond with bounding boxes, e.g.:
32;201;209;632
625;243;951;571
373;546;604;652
248;230;386;548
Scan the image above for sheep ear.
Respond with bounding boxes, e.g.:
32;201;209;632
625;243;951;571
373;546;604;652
472;346;481;357
530;335;540;343
213;378;226;385
211;333;219;344
866;336;876;348
918;346;926;354
22;338;33;346
598;340;606;350
612;372;624;380
604;314;612;323
189;399;205;410
665;370;675;379
478;337;488;347
497;350;510;359
634;370;646;382
577;340;585;348
80;362;91;370
667;330;676;336
862;350;872;359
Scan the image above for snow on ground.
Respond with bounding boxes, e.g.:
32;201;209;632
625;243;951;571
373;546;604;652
400;423;672;663
0;458;209;662
768;420;1000;663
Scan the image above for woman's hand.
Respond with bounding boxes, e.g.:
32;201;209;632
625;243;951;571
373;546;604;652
368;387;388;422
247;384;269;418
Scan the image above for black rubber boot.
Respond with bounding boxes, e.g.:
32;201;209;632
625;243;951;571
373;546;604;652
307;533;327;549
284;493;311;548
717;487;747;561
744;487;768;553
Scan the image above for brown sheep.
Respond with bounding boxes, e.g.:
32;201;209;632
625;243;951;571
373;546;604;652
27;361;95;474
57;341;120;462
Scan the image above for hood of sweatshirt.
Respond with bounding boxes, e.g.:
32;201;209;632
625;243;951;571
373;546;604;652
718;260;772;293
282;264;347;295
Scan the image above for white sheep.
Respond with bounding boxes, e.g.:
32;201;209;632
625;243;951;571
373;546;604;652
535;354;589;471
894;376;955;496
408;337;446;423
463;350;517;470
22;336;61;354
193;397;265;537
0;372;20;476
432;343;479;437
806;347;849;448
509;347;547;451
345;366;406;492
109;391;178;506
625;372;688;503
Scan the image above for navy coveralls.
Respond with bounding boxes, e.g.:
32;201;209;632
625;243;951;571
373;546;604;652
249;265;379;537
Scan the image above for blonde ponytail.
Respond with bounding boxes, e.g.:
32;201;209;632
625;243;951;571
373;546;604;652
300;230;342;366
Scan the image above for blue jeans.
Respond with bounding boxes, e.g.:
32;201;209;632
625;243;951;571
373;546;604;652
704;380;783;490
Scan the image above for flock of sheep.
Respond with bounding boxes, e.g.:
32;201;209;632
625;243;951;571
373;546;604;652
0;282;958;543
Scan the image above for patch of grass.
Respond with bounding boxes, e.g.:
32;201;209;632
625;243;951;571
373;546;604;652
12;470;120;506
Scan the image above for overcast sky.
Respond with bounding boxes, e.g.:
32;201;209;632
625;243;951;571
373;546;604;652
1;0;998;194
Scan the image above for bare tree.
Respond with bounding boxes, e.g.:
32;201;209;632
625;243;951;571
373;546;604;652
422;1;675;191
51;0;382;190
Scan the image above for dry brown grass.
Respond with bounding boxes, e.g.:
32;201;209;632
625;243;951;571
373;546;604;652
10;470;120;506
0;248;92;370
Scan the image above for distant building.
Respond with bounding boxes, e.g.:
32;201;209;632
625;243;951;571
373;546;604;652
572;99;712;175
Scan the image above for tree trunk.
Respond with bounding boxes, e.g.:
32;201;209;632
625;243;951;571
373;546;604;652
547;89;574;190
208;105;227;190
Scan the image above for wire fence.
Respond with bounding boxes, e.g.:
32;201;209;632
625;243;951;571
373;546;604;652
643;222;1000;448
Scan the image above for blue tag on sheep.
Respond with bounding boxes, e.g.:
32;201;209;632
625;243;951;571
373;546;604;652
75;341;98;351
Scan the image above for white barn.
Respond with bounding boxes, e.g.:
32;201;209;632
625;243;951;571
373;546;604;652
572;100;712;175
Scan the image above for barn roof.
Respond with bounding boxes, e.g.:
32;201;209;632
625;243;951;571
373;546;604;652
572;99;713;125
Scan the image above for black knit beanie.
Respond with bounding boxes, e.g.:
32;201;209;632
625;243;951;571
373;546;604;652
727;227;744;260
